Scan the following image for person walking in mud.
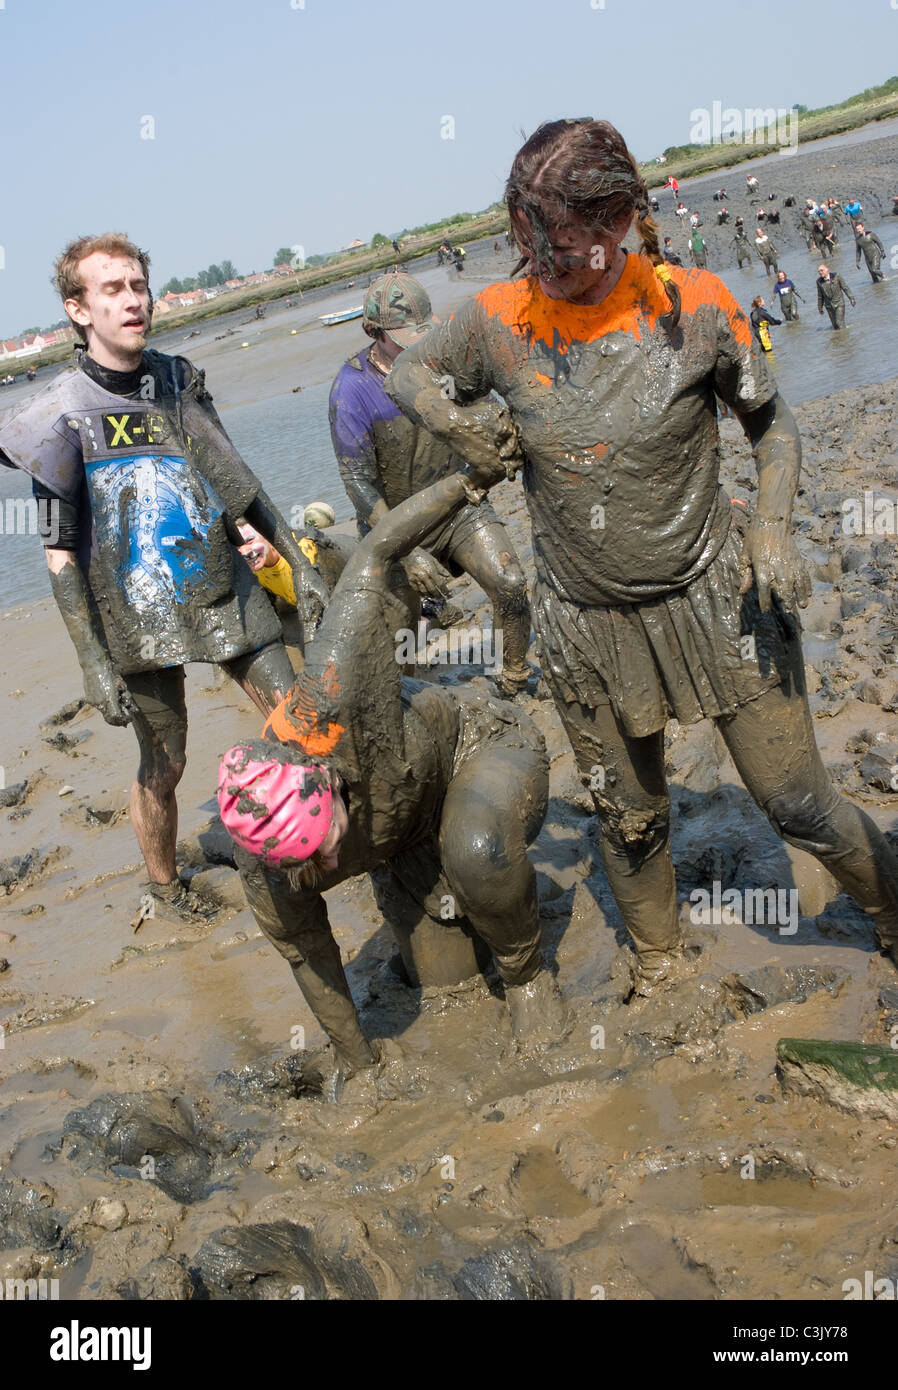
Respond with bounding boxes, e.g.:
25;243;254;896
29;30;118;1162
749;295;781;351
772;270;804;321
688;228;708;270
663;237;683;266
798;203;817;249
844;197;863;228
854;224;886;283
0;234;327;924
329;271;530;697
817;263;856;329
754;227;779;275
217;459;566;1097
812;216;836;259
389;117;898;994
731;220;754;269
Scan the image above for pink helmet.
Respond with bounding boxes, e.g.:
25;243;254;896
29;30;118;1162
217;742;334;864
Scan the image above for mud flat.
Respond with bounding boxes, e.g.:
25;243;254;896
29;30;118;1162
3;365;898;1300
652;120;898;271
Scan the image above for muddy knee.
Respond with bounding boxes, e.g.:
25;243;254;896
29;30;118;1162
761;785;839;851
596;800;671;868
137;751;185;797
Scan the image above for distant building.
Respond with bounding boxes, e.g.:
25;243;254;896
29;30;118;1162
343;239;366;253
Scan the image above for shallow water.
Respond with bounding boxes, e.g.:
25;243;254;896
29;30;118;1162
715;217;898;408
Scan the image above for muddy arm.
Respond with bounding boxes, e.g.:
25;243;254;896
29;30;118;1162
46;551;134;726
733;394;811;614
387;357;521;477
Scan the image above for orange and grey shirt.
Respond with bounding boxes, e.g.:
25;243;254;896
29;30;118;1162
398;254;776;606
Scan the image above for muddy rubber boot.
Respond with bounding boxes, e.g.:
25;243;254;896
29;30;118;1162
138;877;221;926
505;969;569;1050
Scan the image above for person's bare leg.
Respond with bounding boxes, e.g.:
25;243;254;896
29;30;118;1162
126;674;188;885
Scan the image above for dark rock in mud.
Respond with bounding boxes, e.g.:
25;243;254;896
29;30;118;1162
860;745;898;794
42;729;89;754
215;1053;306;1102
117;1256;195;1301
777;1037;898;1121
878;985;898;1013
60;1093;218;1204
0;846;62;896
193;1219;383;1300
0;853;39;894
452;1241;573;1300
724;964;847;1014
814;896;874;943
39;698;87;731
0;990;94;1033
0;780;28;809
626;964;847;1052
0;1177;66;1251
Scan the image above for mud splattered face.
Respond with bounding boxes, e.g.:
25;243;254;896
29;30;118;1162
515;212;630;306
65;253;151;369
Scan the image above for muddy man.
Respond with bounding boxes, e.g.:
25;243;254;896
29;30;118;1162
388;117;898;995
0;234;325;922
218;449;566;1096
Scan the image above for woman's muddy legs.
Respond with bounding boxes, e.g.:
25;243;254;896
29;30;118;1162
553;698;680;962
717;679;898;953
238;863;377;1072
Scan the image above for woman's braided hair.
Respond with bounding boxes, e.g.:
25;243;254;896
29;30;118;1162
504;118;681;329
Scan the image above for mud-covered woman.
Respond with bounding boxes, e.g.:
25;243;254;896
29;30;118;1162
217;449;566;1098
388;117;898;994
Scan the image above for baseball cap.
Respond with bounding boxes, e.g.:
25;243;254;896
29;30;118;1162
363;272;438;348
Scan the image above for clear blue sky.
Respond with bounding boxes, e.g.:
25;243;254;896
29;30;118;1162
0;0;894;333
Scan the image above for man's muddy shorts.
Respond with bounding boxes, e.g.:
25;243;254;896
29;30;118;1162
123;667;188;742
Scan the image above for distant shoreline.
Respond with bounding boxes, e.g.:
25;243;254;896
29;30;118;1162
9;92;898;377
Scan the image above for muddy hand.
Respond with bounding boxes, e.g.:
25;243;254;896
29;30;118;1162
83;658;134;727
294;564;329;631
739;516;811;613
404;547;450;599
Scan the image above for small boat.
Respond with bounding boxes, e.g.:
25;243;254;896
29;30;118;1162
318;306;363;327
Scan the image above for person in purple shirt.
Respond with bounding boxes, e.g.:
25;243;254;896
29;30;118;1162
329;272;530;696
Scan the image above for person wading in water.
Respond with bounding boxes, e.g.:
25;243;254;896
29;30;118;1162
389;117;898;995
